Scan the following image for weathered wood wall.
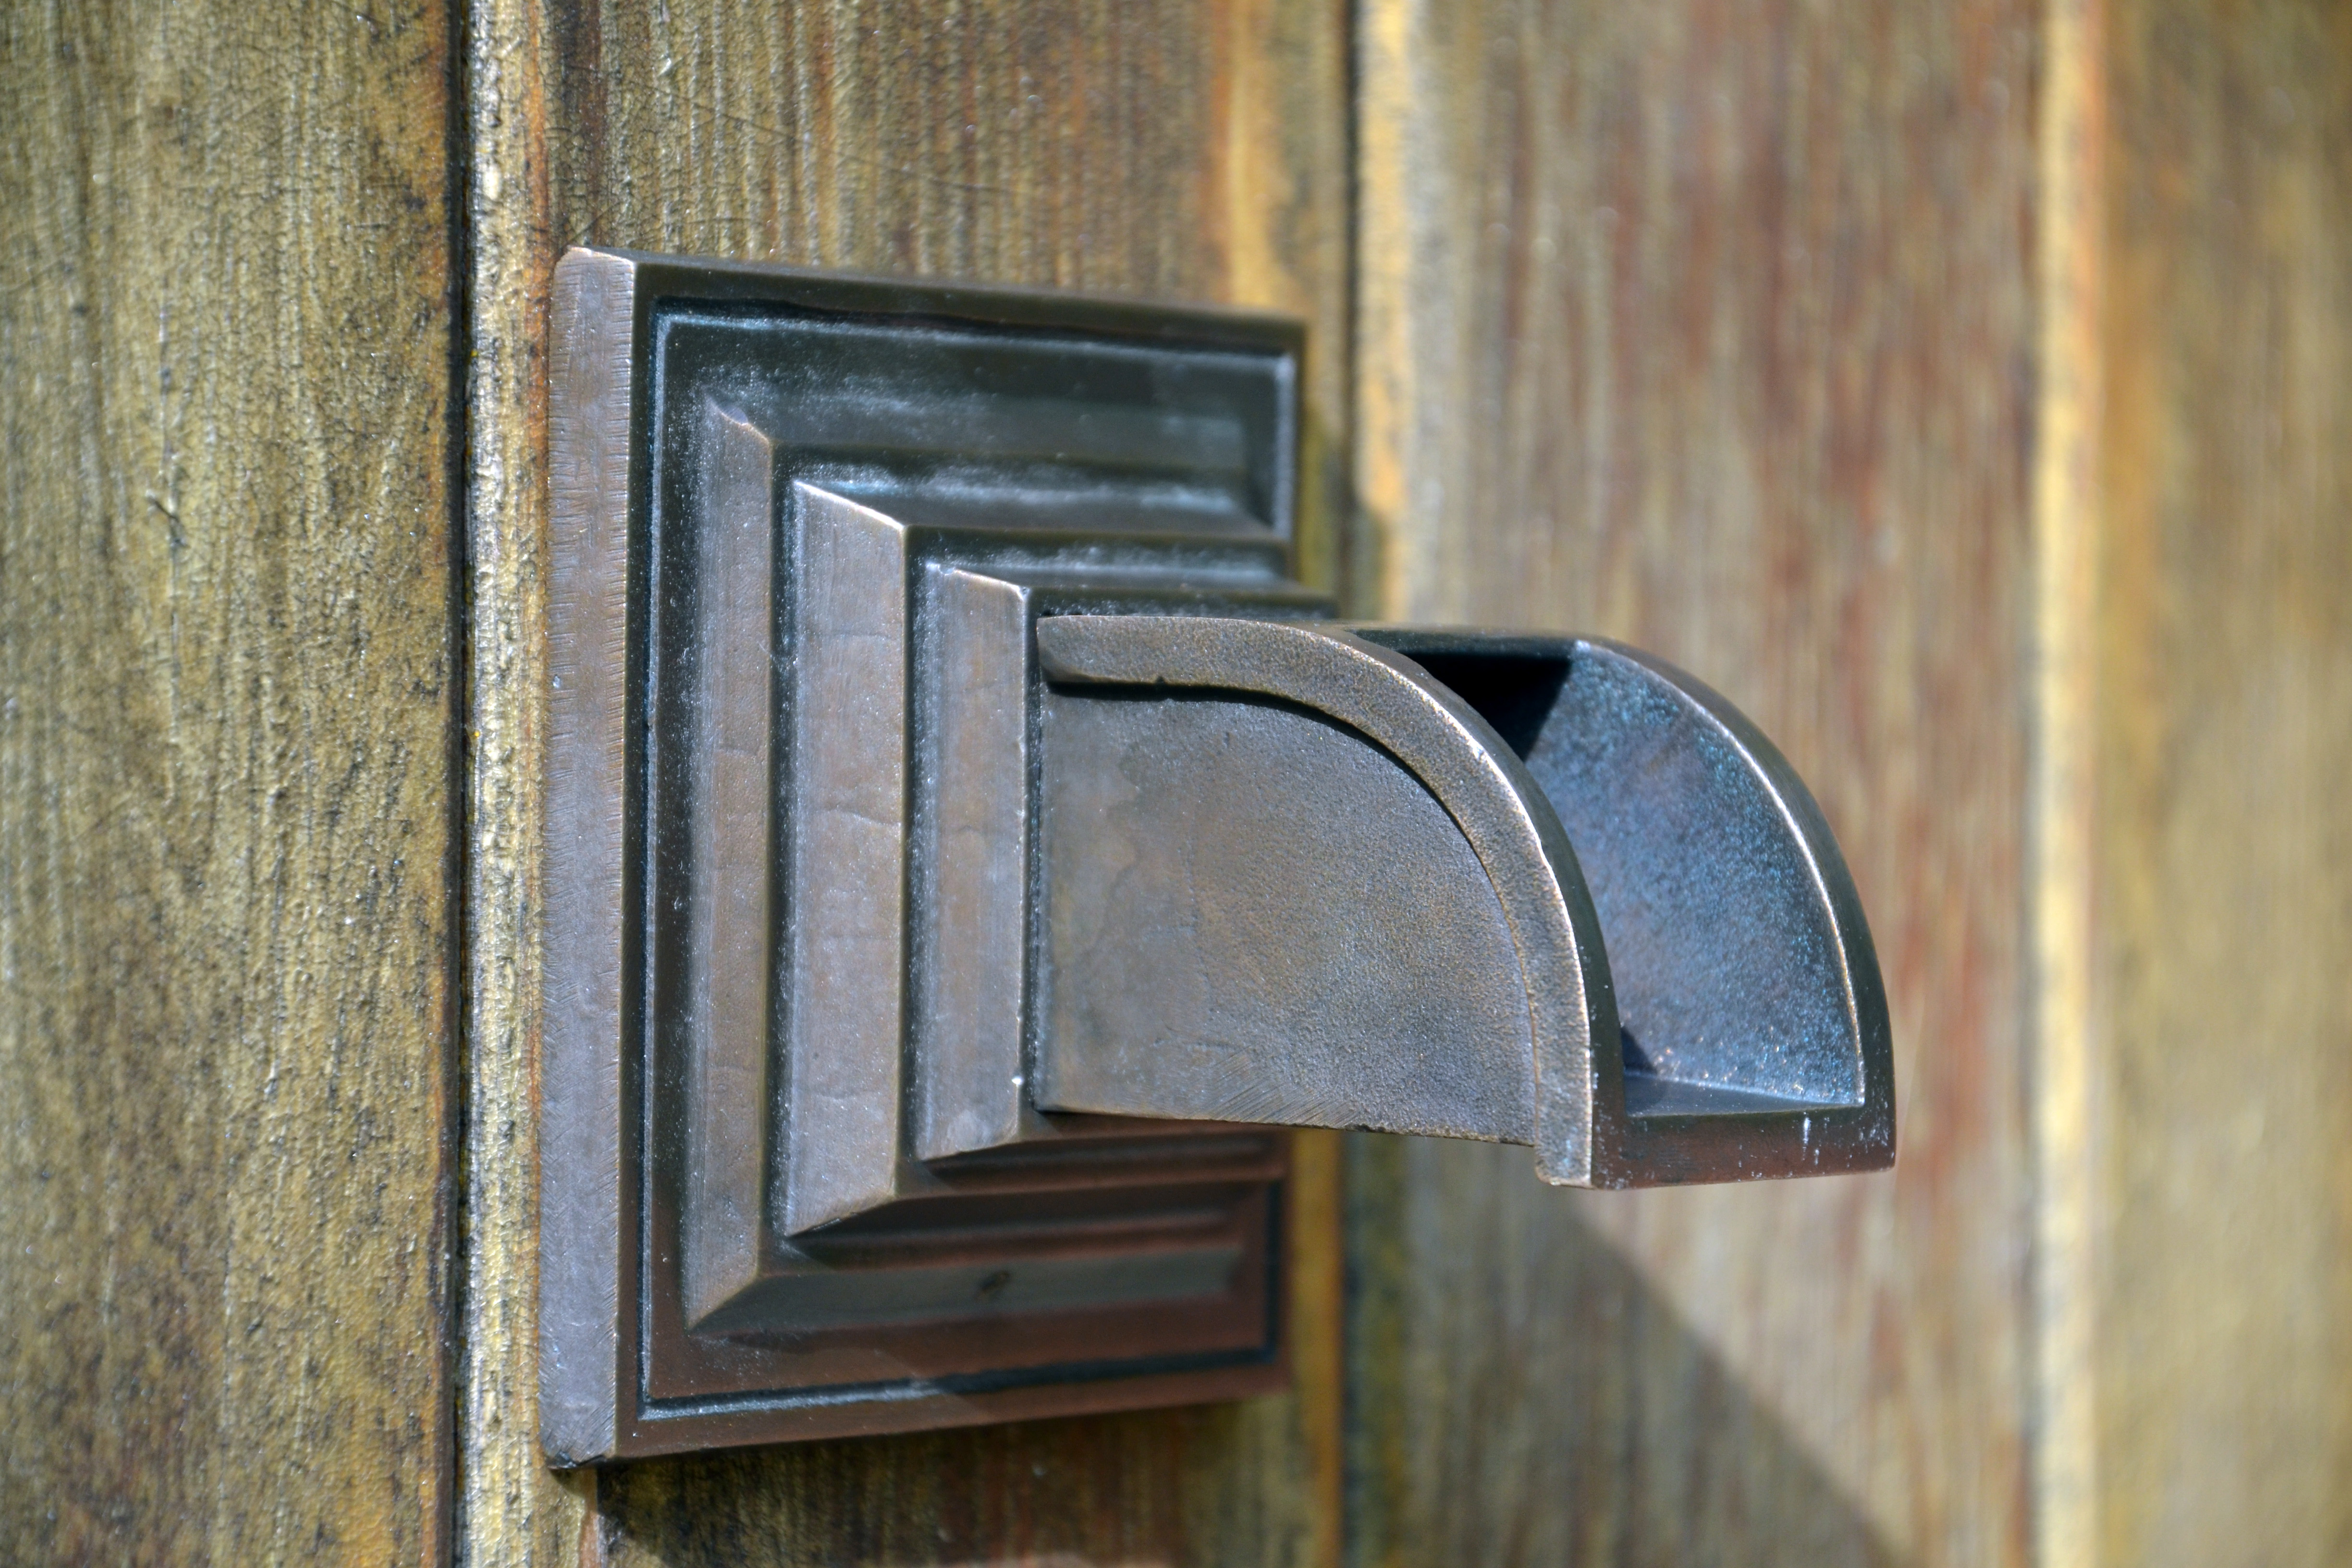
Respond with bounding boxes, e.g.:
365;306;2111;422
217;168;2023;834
1348;0;2039;1562
2095;1;2352;1560
10;0;2350;1560
0;0;460;1561
460;0;1352;1562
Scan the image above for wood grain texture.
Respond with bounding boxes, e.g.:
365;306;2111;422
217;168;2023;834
2030;2;2106;1562
462;0;1349;1560
1350;0;2038;1562
0;0;459;1561
2095;1;2352;1560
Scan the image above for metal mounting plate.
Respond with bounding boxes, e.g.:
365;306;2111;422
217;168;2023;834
542;249;1310;1462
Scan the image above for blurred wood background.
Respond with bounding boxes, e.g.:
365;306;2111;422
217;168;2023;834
3;0;2347;1562
1351;0;2036;1559
2094;3;2352;1559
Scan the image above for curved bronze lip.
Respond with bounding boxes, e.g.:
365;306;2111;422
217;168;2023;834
1041;615;1897;1189
1038;613;1615;1186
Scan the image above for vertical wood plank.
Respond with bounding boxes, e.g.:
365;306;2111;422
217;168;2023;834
1350;0;2038;1562
2030;0;2106;1562
2095;3;2352;1560
461;0;1350;1561
0;0;460;1561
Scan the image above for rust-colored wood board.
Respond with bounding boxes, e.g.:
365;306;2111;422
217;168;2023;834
462;0;1349;1561
0;0;460;1562
2095;2;2352;1560
1349;0;2037;1562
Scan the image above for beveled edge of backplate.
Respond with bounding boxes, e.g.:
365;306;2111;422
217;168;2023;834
540;247;1304;1465
543;248;638;1463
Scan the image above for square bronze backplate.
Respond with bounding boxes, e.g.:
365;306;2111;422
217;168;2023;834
539;249;1308;1463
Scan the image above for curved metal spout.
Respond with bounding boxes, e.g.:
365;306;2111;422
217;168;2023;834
1035;616;1616;1184
1035;615;1894;1186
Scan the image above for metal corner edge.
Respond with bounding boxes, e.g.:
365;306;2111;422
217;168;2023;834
539;246;641;1459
